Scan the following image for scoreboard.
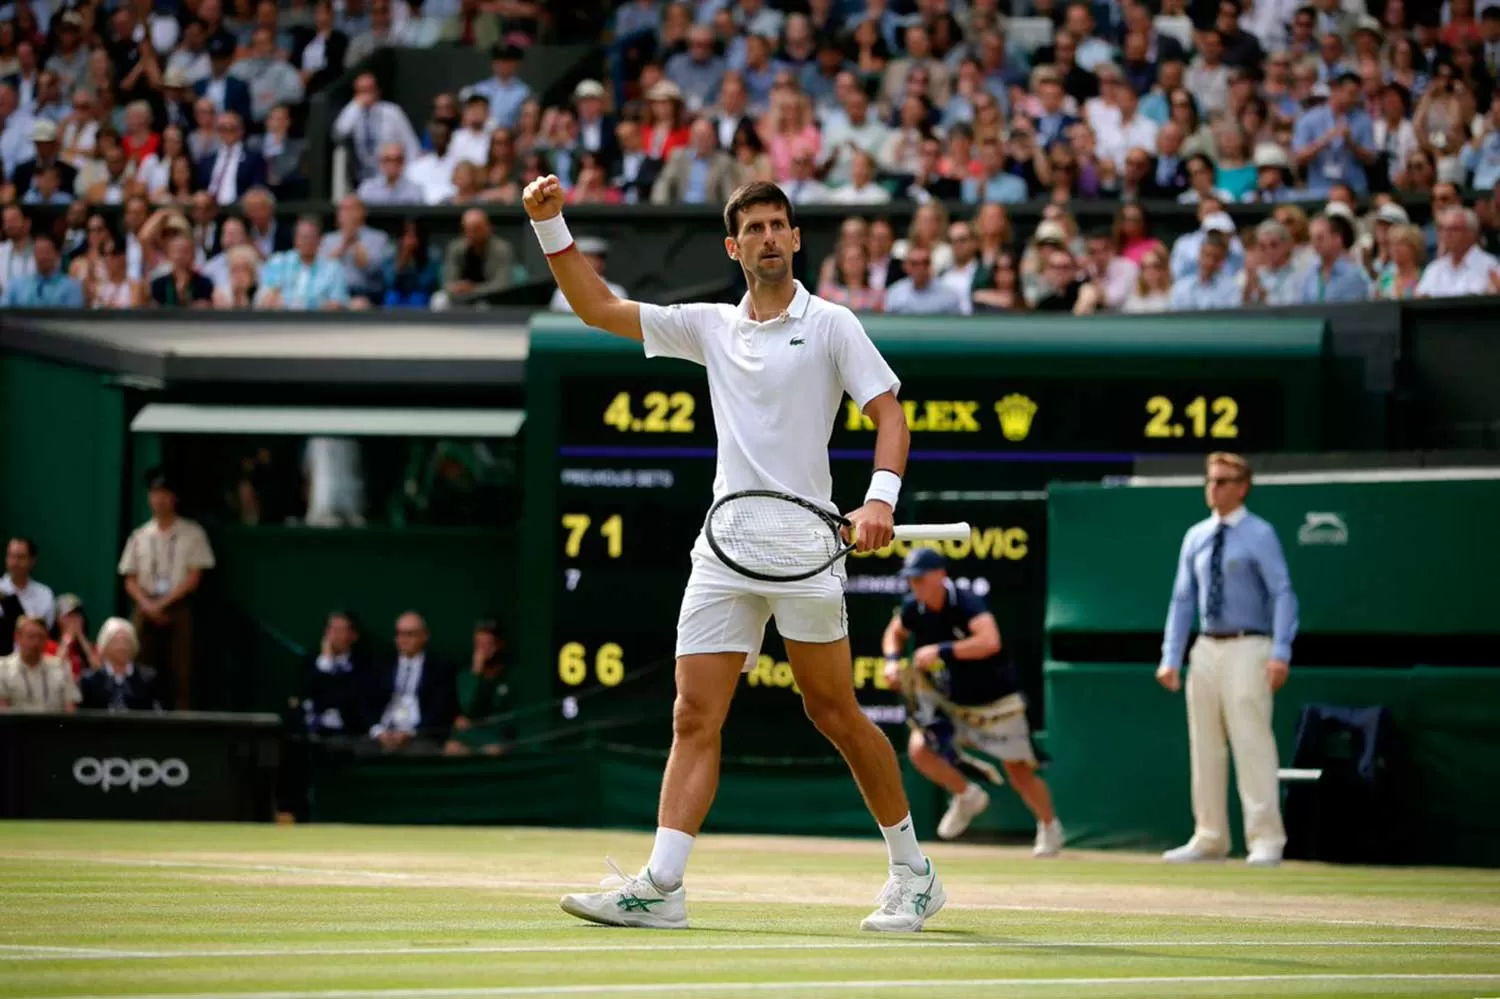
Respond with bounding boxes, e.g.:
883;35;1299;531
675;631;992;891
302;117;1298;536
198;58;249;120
519;313;1327;754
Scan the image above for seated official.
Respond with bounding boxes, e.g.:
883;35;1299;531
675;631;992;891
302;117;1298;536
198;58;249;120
0;616;81;713
366;611;459;751
298;609;371;736
79;617;171;711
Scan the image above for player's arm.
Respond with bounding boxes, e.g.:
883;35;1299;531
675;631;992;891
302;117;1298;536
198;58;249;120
948;613;1002;661
846;390;909;552
522;174;642;341
881;610;910;688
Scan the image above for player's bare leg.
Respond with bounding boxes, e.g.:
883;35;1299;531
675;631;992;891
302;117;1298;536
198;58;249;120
786;636;946;932
657;653;746;837
1005;759;1065;857
559;652;742;929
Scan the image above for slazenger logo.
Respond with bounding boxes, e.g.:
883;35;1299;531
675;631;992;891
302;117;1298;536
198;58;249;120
72;757;190;793
1297;512;1349;546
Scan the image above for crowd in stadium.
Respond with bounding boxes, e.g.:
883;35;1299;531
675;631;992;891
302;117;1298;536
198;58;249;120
0;0;1499;312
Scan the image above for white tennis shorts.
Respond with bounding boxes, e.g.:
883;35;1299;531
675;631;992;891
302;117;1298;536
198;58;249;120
674;546;848;666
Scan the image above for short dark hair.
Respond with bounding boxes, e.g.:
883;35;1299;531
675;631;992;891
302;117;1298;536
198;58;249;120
1321;213;1355;249
474;618;503;638
328;609;361;633
8;537;37;558
723;180;795;237
1202;230;1230;251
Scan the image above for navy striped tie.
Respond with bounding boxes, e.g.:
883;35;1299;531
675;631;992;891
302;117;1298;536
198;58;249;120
1206;524;1227;625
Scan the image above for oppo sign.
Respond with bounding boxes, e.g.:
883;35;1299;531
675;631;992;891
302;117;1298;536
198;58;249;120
72;757;191;793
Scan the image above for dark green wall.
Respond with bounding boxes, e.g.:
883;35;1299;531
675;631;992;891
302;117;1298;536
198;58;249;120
0;351;127;622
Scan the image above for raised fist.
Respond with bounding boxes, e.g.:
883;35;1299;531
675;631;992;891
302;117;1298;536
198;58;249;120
522;174;565;221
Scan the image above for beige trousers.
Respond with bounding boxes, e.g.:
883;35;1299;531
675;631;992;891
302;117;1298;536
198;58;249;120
1185;635;1286;855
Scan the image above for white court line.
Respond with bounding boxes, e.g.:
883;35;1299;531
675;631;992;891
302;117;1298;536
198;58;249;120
3;940;1500;962
6;852;1498;933
14;973;1500;999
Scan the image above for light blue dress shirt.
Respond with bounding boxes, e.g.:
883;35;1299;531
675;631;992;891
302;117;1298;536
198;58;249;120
962;172;1029;204
469;76;532;130
1298;256;1369;304
1;269;83;308
884;277;964;315
1292;104;1377;195
1168;269;1241;310
1162;506;1299;668
260;251;350;310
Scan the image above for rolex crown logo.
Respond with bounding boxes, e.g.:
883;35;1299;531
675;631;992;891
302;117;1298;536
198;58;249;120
995;394;1038;441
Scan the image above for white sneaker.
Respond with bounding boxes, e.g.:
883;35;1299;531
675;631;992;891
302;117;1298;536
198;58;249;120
936;785;990;840
1246;846;1283;867
559;858;688;929
1162;842;1228;864
1033;818;1065;857
860;859;946;933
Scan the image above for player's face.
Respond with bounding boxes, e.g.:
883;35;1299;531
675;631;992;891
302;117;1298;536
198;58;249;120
726;203;800;284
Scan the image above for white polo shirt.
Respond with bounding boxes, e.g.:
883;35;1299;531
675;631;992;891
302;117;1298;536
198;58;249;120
0;574;55;629
640;280;900;522
1416;245;1499;298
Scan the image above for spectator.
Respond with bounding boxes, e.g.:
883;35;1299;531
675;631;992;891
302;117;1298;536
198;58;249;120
90;235;146;308
766;89;822;181
443;618;513;756
1375;223;1427;300
1;233;81;308
212;245;263;309
334;72;421;185
641;79;691;161
971;252;1026;313
49;595;100;679
251;105;307;198
1169;230;1240;310
1179;153;1234;206
1243;143;1296;203
367;611;460;752
1098;76;1158;172
1242;219;1306;306
195;112;261;207
1294;70;1378;195
821;81;889;185
824;148;890;205
667;25;726;110
1212;123;1256;201
450;94;495;168
866;217;904;290
651;117;741;205
405;119;457;204
20;162;70;205
884;246;963;315
260;216;351;310
79;617;170;712
1418;207;1500;297
194;34;254;125
291;0;350;96
117;469;215;711
940;221;981;314
572;80;619;167
11;119;79;200
438;208;515;308
138;125;186;201
817;239;884;312
1149;120;1189;196
346;0;398;64
1171;205;1244;281
45;13;89;95
166;21;212;87
150;232;214;308
440;0;503;53
1122;245;1174;313
383;219;443;308
468;44;531;130
961;137;1025;204
234;27;305;125
0;616;80;713
301;610;370;736
710;72;754;149
243;187;291;257
59;90;102;170
69;212;112;287
1081;227;1137;311
1;538;54;629
548;236;625;313
1298;213;1369;303
1034;245;1102;314
357;141;425;204
729;120;774;184
190;191;223;260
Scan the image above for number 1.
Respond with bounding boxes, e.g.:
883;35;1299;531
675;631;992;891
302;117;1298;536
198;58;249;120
600;514;622;558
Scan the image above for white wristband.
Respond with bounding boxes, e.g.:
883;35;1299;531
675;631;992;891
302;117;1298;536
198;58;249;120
531;215;574;256
865;469;901;510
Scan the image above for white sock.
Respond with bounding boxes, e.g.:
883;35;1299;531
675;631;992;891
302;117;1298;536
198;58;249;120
961;783;985;801
879;813;925;870
645;827;694;890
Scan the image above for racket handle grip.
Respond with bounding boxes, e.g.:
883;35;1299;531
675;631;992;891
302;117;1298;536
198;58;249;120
893;523;972;542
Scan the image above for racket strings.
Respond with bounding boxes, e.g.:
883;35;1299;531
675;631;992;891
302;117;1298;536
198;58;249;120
707;494;843;577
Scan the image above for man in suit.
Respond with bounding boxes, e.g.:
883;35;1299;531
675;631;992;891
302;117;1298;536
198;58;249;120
650;117;742;205
438;208;515;308
9;120;79;202
243;186;293;258
194;34;254;125
290;0;350;96
609;120;661;204
300;610;371;736
197;112;266;207
573;80;620;174
1158;452;1298;868
366;611;459;752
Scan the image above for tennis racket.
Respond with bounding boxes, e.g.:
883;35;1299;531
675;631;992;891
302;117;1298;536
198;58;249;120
704;489;970;582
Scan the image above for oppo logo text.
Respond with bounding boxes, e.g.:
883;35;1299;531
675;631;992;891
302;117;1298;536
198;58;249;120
72;757;190;793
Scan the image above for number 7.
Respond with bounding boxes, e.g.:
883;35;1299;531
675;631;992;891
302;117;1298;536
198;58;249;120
561;514;590;557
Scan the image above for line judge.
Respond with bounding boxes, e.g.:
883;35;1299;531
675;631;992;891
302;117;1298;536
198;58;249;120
1157;452;1298;867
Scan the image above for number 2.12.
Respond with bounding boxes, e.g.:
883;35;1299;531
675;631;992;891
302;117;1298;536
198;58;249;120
1144;395;1239;439
603;391;696;433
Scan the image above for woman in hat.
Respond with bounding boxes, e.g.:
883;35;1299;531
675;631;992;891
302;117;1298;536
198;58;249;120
640;80;690;162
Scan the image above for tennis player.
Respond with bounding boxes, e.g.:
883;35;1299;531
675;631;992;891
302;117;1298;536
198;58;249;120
524;175;944;932
881;548;1064;855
